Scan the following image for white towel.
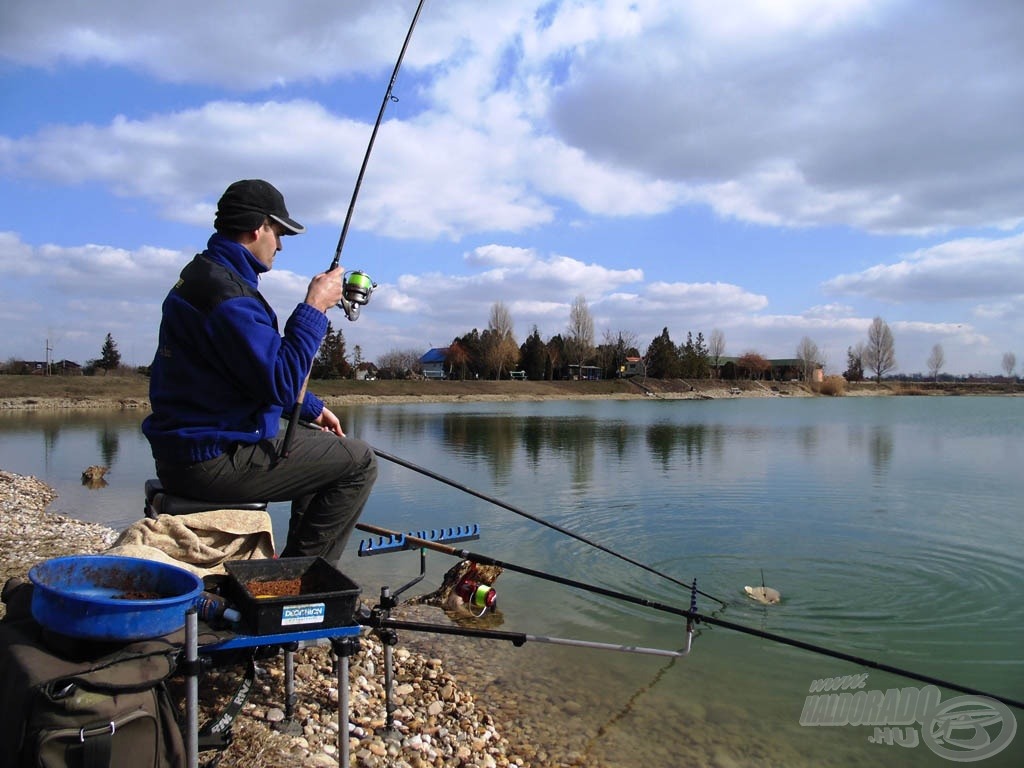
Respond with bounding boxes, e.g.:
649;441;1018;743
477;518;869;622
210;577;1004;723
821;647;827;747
105;509;275;577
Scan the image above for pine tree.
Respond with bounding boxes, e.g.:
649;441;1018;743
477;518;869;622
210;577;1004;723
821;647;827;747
99;333;121;371
646;328;679;378
519;326;548;380
312;322;351;379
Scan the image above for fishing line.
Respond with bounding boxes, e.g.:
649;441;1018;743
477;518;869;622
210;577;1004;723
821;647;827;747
372;447;729;606
356;523;1024;711
281;0;428;458
579;653;681;761
328;0;426;271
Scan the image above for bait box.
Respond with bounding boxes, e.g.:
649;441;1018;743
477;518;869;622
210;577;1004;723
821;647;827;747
223;557;360;636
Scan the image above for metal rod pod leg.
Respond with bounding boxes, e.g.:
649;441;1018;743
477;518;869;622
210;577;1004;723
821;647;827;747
185;608;199;768
284;644;296;721
339;652;350;766
332;636;360;768
383;640;396;731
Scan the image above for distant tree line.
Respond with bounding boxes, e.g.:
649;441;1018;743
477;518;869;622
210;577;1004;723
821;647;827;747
6;315;1021;385
377;297;830;382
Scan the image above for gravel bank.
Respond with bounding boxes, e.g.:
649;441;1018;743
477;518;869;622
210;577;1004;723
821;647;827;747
0;469;556;768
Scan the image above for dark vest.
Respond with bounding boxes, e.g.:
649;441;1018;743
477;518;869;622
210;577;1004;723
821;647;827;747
173;255;276;328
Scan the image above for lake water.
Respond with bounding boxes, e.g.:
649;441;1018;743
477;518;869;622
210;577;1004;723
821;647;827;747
1;397;1021;767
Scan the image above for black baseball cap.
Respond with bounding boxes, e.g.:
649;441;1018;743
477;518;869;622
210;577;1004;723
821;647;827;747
214;179;305;235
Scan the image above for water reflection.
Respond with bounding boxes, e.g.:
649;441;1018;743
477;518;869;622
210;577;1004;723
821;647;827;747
797;424;820;456
847;423;894;476
869;425;894;475
441;413;522;483
98;424;120;468
645;423;710;469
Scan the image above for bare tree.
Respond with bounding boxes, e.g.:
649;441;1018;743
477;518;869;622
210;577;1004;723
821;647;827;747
488;301;514;339
927;344;945;382
863;317;896;383
615;329;639;376
1002;352;1017;379
376;348;423;379
795;336;822;382
484;301;519;378
565;294;595;377
708;329;726;378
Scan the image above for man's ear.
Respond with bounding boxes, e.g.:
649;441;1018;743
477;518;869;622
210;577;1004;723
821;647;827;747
237;226;261;246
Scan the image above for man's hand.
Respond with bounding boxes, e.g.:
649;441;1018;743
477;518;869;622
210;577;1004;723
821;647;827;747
305;267;345;313
313;406;345;437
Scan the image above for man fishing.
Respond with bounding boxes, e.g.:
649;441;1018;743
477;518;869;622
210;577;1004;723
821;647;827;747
142;179;377;565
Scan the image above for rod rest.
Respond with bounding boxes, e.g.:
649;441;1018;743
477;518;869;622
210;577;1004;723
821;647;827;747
145;478;268;519
357;524;480;556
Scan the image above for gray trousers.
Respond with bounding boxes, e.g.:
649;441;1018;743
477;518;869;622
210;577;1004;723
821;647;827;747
156;424;377;565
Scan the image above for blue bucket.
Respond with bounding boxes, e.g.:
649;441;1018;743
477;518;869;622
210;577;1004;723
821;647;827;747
28;555;203;641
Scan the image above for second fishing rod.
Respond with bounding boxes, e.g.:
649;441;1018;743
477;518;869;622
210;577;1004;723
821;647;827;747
357;522;1024;712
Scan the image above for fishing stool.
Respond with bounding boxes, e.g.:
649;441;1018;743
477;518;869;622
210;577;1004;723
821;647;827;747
144;478;268;519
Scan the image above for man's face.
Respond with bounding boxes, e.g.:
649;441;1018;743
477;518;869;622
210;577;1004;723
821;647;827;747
249;220;284;270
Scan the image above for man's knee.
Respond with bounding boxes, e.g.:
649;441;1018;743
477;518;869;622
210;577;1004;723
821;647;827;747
364;448;378;483
346;438;377;482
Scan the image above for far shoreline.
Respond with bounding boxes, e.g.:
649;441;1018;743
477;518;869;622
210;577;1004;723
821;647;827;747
1;374;1020;411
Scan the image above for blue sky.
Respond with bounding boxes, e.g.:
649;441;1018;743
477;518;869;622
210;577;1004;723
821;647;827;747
2;0;1022;376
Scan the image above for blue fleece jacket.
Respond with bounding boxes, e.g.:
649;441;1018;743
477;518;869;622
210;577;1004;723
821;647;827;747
142;234;327;464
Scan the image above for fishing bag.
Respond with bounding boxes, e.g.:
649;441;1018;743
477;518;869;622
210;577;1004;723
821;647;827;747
0;579;187;768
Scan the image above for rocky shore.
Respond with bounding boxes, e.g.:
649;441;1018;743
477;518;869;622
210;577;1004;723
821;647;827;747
0;469;550;768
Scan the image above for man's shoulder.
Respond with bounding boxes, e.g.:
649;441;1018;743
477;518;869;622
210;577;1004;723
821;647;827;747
175;255;260;314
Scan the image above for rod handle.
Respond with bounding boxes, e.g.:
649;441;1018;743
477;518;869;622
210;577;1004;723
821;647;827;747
280;402;302;459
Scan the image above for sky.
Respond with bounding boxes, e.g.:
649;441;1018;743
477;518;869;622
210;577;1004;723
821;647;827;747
2;0;1023;377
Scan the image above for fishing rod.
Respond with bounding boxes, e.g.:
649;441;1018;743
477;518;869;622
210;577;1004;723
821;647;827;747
360;613;693;660
281;0;427;458
356;523;1024;711
372;447;729;605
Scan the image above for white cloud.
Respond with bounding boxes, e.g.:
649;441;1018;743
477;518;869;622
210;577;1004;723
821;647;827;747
824;233;1024;302
7;1;1024;238
548;1;1024;233
465;245;535;267
0;1;451;88
644;281;767;312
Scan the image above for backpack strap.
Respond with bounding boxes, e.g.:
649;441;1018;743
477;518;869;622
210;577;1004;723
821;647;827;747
196;653;257;760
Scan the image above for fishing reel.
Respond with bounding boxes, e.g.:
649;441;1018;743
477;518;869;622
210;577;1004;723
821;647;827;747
454;568;497;616
337;270;377;321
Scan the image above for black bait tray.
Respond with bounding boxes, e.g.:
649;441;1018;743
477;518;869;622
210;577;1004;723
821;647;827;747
223;557;360;636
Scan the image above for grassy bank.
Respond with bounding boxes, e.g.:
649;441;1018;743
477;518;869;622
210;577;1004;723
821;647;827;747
0;373;641;402
0;372;1019;406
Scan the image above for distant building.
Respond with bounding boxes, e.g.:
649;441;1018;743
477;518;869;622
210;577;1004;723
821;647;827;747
54;360;83;376
354;362;378;381
717;357;823;382
419;347;449;380
621;356;643;377
567;364;602;381
19;360;82;375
